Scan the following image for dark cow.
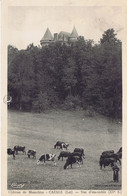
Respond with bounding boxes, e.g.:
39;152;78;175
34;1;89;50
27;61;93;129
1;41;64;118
69;152;84;164
74;148;85;158
27;150;36;159
7;148;15;159
101;151;121;165
54;141;69;150
58;151;83;164
64;156;82;169
14;145;26;155
58;151;71;161
100;156;116;169
37;154;56;165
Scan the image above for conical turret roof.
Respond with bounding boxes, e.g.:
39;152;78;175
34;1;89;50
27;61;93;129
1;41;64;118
70;26;78;38
42;28;53;41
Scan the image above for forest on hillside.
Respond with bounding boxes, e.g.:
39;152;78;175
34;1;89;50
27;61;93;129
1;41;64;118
8;29;122;119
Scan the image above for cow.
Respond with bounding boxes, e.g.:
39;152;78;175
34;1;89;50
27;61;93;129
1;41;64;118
74;148;85;158
99;156;116;169
54;141;69;150
7;148;15;159
58;151;83;164
14;145;26;155
64;156;82;169
37;154;56;165
69;152;84;164
101;151;121;165
27;150;36;159
58;151;71;161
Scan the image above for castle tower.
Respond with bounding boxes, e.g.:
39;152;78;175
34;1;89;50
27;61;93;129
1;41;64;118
40;28;54;46
69;26;78;42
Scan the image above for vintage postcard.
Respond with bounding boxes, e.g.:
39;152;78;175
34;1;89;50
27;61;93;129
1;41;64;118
1;0;127;196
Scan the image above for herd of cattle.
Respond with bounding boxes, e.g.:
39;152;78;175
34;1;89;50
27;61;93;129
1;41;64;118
7;141;122;172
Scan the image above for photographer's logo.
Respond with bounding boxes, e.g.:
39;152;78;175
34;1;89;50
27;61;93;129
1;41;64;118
11;183;25;189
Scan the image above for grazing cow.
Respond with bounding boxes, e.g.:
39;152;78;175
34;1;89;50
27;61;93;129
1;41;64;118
62;143;69;150
101;151;121;165
54;141;69;150
74;148;85;158
69;152;84;164
7;148;15;159
58;151;71;161
58;151;83;164
64;156;82;169
14;145;26;155
99;156;116;169
27;150;36;159
37;154;56;165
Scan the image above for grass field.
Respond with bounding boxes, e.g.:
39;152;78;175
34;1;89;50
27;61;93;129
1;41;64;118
8;109;122;190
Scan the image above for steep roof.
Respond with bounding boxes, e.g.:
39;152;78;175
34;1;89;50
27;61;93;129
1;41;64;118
70;26;78;38
42;28;53;41
58;31;71;40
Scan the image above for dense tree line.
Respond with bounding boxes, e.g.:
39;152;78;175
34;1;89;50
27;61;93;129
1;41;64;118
8;29;122;119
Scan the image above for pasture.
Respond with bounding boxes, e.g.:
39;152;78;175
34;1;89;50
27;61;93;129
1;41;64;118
8;110;122;190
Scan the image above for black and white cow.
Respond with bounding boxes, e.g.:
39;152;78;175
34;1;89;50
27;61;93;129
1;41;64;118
27;150;36;159
7;148;15;159
64;156;82;169
54;141;69;150
73;148;85;158
37;154;56;165
58;151;71;161
14;145;26;155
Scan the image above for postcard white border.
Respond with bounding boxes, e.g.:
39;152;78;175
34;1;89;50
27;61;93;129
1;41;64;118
1;0;127;196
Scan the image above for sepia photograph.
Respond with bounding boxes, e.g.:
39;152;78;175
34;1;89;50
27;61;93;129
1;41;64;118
1;0;127;195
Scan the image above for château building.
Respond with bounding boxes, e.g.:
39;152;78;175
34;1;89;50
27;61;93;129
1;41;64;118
40;26;79;46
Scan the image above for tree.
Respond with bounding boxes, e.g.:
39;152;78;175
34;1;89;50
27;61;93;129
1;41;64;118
8;28;122;119
100;28;120;45
62;56;77;96
8;49;35;110
96;29;122;118
8;45;19;66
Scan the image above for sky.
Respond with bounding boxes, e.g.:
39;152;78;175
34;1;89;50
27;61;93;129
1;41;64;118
8;6;123;49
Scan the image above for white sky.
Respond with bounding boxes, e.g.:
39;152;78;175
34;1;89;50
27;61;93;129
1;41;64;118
8;6;123;49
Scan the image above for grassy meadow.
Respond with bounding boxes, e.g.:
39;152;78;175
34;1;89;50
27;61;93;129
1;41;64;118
7;109;122;190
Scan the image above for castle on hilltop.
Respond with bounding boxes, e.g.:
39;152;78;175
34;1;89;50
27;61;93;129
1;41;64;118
40;26;79;46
